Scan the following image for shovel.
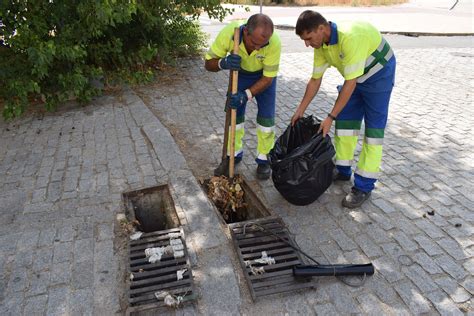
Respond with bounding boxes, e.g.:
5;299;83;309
227;27;240;179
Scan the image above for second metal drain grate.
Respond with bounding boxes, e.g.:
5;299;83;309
128;227;195;313
229;216;316;300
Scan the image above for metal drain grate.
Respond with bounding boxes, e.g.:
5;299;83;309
229;216;316;301
127;227;195;314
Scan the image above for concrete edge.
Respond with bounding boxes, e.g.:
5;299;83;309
275;24;474;37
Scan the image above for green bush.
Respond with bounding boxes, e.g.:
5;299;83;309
0;1;230;119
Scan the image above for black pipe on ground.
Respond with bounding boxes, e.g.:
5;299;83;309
293;263;375;277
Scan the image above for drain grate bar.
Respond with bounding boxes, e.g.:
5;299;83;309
128;227;195;312
229;216;316;301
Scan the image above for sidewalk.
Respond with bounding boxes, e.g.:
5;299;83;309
0;1;473;315
202;0;474;35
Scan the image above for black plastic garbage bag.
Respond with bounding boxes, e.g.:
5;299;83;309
268;116;336;206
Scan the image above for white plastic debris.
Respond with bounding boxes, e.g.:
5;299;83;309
130;231;143;241
174;250;185;258
176;268;187;280
168;232;181;239
254;251;275;265
164;294;183;307
145;247;166;263
250;266;265;275
154;291;184;308
130;273;134;281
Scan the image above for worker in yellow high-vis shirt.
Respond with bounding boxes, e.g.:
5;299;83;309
291;11;396;208
205;14;281;180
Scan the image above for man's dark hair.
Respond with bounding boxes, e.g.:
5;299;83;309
295;10;328;36
246;13;274;35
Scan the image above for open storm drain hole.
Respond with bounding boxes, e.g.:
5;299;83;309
123;186;196;314
201;175;272;224
229;216;316;301
123;185;179;232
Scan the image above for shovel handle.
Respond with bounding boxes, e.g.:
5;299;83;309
229;27;240;178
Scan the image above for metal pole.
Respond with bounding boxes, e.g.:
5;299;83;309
259;0;263;13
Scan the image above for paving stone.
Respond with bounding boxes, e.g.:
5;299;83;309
329;228;358;251
23;294;48;316
434;255;468;280
69;288;94;316
50;262;72;285
38;228;57;247
414;220;446;239
434;276;472;304
413;252;443;275
73;238;94;263
7;267;29;293
96;223;114;241
437;237;469;260
372;256;404;283
28;270;50;296
371;199;397;214
355;234;383;258
313;303;339;315
72;261;94;290
16;230;40;250
402;264;438;293
47;285;70;316
357;292;390;315
413;235;444;256
425;289;463;316
394;281;432;314
53;241;73;263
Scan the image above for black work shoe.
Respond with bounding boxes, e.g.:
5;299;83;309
342;187;371;208
333;170;351;182
256;163;271;180
213;157;241;176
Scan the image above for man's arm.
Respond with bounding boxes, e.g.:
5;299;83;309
248;76;273;97
319;78;357;136
291;77;322;126
205;59;220;72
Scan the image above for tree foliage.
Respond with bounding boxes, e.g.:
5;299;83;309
0;1;230;119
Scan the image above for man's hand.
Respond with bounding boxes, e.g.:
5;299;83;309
230;91;248;109
291;107;305;126
219;54;241;70
318;117;334;137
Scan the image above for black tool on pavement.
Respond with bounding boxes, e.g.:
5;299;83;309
293;263;375;277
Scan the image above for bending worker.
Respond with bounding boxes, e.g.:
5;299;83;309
291;11;396;208
205;14;281;180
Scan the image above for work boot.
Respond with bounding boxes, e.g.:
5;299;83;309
333;170;351;182
256;163;271;180
342;187;371;208
213;157;241;177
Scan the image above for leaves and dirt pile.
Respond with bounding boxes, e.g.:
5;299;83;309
207;175;247;221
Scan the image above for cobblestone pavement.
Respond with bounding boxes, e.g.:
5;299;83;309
0;45;473;315
135;47;474;314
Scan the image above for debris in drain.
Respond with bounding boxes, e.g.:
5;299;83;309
177;268;187;280
120;218;140;234
245;251;276;266
207;175;246;221
154;291;185;308
250;266;265;275
245;251;276;275
144;236;185;263
130;231;143;240
130;273;134;281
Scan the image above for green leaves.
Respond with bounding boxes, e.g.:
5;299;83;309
0;0;229;119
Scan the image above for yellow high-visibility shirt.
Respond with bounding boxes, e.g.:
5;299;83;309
205;21;281;78
312;21;382;81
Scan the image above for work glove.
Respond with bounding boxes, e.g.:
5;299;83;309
219;54;241;71
230;91;248;109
